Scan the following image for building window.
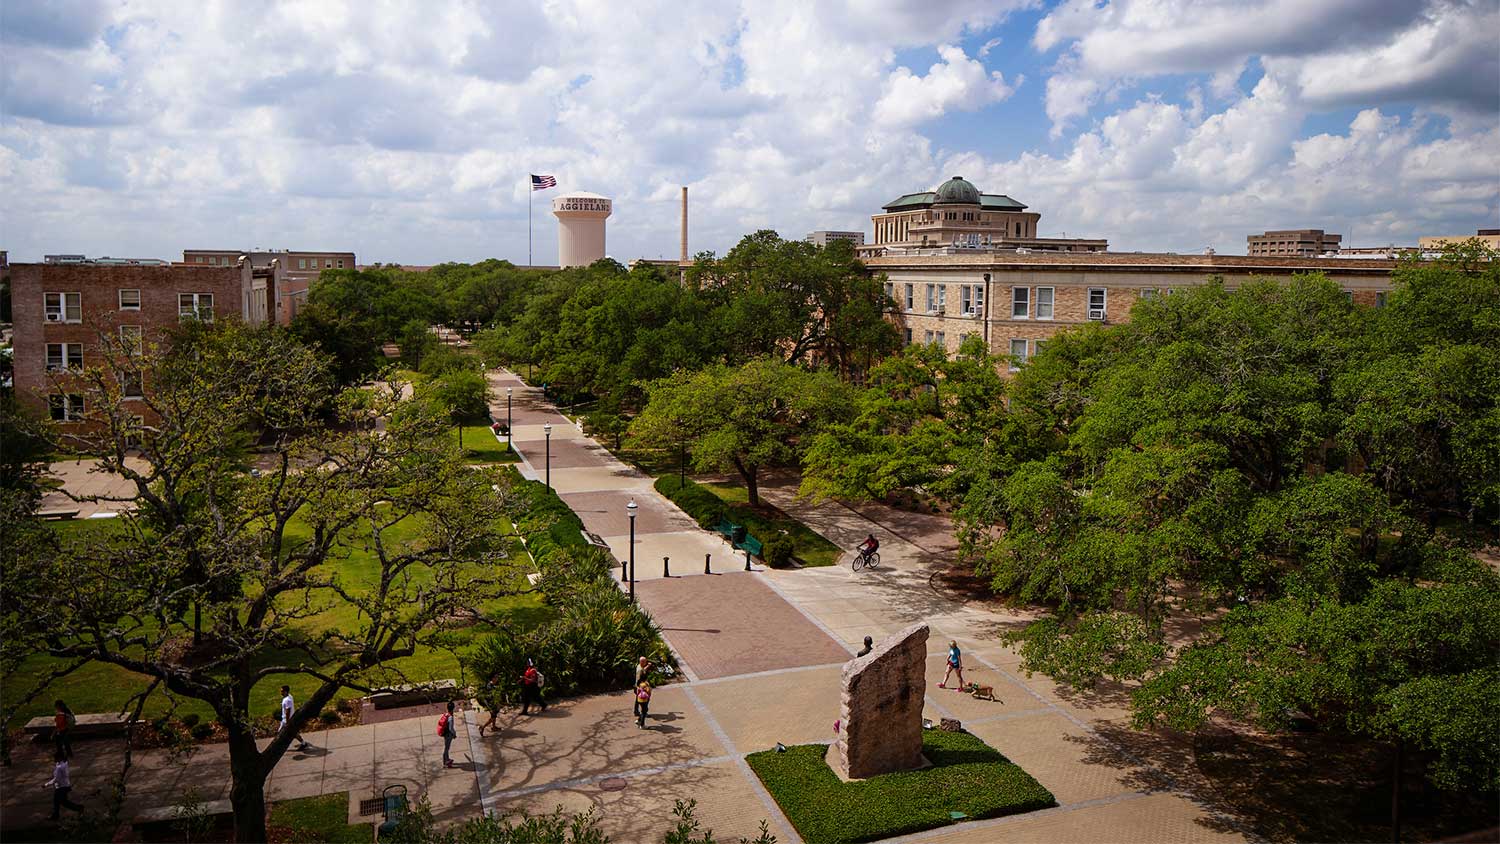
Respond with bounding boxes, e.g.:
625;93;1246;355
1011;287;1030;319
336;259;345;268
46;343;83;371
936;284;947;311
924;330;934;344
1034;339;1046;356
1087;288;1107;320
1140;288;1157;300
1344;291;1354;303
935;331;945;346
298;258;307;269
904;328;913;344
44;292;82;323
119;370;144;399
322;259;331;268
884;281;894;301
1036;287;1054;319
49;394;85;422
1009;339;1028;371
179;293;215;322
1375;291;1388;308
961;285;972;314
1015;222;1022;237
119;289;142;310
925;284;935;312
125;414;145;448
120;325;143;355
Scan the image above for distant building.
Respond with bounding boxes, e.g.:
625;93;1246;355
183;249;356;324
806;230;865;247
1418;229;1500;251
8;260;253;426
871;251;1397;371
45;255;169;266
857;176;1107;258
1246;229;1342;257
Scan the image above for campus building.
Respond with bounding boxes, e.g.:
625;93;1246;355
857;176;1107;258
8;260;254;426
1246;229;1342;257
806;230;865;247
1418;228;1500;251
871;251;1397;371
183;249;356;324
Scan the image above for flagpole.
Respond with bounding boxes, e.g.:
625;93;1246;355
528;178;533;268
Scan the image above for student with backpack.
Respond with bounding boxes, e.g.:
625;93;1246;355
634;681;652;729
438;701;457;769
519;660;546;715
52;700;76;761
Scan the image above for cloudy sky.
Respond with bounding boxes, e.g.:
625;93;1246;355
2;0;1497;265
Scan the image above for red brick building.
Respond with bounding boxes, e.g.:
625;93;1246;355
8;261;250;425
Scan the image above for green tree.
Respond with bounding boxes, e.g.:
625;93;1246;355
0;393;55;505
631;359;852;506
427;367;490;449
0;324;514;843
398;318;437;370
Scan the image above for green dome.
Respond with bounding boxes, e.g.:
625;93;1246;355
934;175;980;204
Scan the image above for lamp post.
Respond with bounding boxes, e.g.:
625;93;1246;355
543;423;552;488
679;435;686;488
626;499;637;603
506;387;512;439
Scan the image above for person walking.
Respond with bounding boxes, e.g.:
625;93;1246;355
279;685;311;751
44;749;84;820
52;700;75;761
939;640;967;690
519;660;546;715
634;681;652;729
634;656;651;687
438;701;457;769
477;674;503;736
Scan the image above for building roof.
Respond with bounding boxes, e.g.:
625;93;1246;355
865;251;1398;276
882;186;1027;212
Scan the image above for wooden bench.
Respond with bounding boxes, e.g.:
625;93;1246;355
133;798;233;826
37;508;81;520
370;679;459;710
24;712;134;739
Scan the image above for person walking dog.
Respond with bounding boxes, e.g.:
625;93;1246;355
939;640;967;690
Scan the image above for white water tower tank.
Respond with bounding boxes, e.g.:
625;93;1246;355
552;191;613;268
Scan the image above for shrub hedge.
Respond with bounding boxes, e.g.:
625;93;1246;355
746;730;1055;843
468;470;676;706
653;475;728;529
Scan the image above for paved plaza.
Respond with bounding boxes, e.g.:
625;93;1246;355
0;372;1253;843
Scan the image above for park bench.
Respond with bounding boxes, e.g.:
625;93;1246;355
712;518;764;559
37;507;81;520
24;712;134;739
370;679;459;710
133;798;233;827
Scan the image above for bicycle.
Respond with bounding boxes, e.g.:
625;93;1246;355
852;548;881;571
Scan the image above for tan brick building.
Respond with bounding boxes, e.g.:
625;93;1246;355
8;261;251;426
1247;229;1342;257
870;252;1397;370
183;248;355;324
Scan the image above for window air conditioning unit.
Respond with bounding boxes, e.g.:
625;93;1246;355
937;305;946;315
46;313;61;322
1088;308;1106;321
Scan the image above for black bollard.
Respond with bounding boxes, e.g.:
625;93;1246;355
745;548;752;571
705;553;711;575
663;556;670;578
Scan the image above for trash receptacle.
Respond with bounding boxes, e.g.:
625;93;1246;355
731;525;747;545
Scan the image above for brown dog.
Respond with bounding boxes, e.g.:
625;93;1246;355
966;682;1000;702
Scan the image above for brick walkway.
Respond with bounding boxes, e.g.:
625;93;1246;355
635;572;853;680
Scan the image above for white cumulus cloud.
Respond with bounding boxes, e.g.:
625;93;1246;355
873;44;1017;128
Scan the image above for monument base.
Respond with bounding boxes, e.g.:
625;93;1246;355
824;744;930;782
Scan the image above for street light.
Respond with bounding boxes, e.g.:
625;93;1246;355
506;387;512;440
543;423;552;488
626;499;637;603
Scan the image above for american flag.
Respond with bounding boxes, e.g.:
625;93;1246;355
531;174;556;190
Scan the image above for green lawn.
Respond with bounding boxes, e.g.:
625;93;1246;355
747;731;1055;843
269;793;374;843
3;508;552;729
700;481;841;567
450;424;521;464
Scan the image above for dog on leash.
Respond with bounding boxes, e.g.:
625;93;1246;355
965;682;1000;702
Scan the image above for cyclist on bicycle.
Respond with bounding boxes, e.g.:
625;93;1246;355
857;533;879;561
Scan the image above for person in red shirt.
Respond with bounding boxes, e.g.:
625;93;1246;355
52;701;74;761
519;661;546;715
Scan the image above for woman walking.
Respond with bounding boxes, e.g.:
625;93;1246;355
52;701;75;761
939;640;967;690
634;681;652;729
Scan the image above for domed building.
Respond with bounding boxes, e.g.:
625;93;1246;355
861;176;1106;256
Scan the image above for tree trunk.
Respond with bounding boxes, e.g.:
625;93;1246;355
745;468;760;507
1391;739;1403;843
227;729;269;843
458;422;464;451
193;601;202;647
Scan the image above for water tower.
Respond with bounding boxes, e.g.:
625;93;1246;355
552;191;612;268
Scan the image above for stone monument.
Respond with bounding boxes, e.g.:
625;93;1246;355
826;622;929;780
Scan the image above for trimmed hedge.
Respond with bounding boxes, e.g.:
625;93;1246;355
654;475;728;529
746;730;1055;843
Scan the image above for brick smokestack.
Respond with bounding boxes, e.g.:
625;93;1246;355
680;186;688;264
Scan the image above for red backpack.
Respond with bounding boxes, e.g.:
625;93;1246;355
436;713;450;736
